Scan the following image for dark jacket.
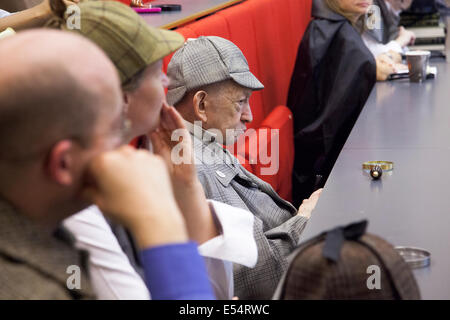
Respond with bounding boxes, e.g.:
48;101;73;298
287;0;376;205
0;199;94;299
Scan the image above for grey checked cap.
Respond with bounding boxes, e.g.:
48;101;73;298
166;36;264;106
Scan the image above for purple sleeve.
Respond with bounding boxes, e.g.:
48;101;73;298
140;241;215;300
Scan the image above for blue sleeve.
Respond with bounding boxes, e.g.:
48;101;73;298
140;241;215;300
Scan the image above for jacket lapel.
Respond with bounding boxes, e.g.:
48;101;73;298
0;199;94;299
192;131;297;214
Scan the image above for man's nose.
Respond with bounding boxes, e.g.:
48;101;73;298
241;103;253;123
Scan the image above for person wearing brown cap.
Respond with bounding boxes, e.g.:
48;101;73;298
274;221;421;300
0;29;214;299
48;1;257;299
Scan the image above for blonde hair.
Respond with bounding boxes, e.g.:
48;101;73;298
325;0;367;33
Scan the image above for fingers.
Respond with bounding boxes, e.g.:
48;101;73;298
161;104;186;133
298;203;312;218
376;54;396;81
167;105;187;129
161;104;176;130
82;146;188;248
161;101;171;114
149;130;163;154
299;198;311;210
149;130;170;159
299;188;323;216
86;146;134;179
156;102;171;134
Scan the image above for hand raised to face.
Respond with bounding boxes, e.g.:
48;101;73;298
82;145;188;249
150;103;219;243
150;103;196;187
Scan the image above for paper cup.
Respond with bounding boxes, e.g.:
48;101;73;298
405;51;431;83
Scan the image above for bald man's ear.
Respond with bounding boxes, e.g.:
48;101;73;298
192;90;208;123
46;140;77;186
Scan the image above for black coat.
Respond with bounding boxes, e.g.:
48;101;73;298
288;0;376;205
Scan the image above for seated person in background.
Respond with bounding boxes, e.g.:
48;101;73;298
363;0;415;61
167;36;322;300
0;29;214;300
50;1;257;300
288;0;377;206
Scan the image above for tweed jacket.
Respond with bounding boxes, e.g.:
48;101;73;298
0;199;94;299
188;123;309;299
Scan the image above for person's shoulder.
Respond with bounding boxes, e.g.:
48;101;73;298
334;24;375;60
308;17;345;30
0;255;73;299
303;18;346;48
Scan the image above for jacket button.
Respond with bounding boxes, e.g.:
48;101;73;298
216;170;226;178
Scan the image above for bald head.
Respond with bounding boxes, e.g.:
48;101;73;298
0;29;122;164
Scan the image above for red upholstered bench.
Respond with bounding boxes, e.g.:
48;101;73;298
162;0;312;201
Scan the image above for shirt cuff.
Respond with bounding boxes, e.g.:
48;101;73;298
198;200;257;268
386;40;403;53
140;242;215;300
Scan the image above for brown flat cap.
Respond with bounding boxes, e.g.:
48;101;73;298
275;221;421;300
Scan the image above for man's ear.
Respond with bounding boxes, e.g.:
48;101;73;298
46;140;77;186
192;90;208;123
